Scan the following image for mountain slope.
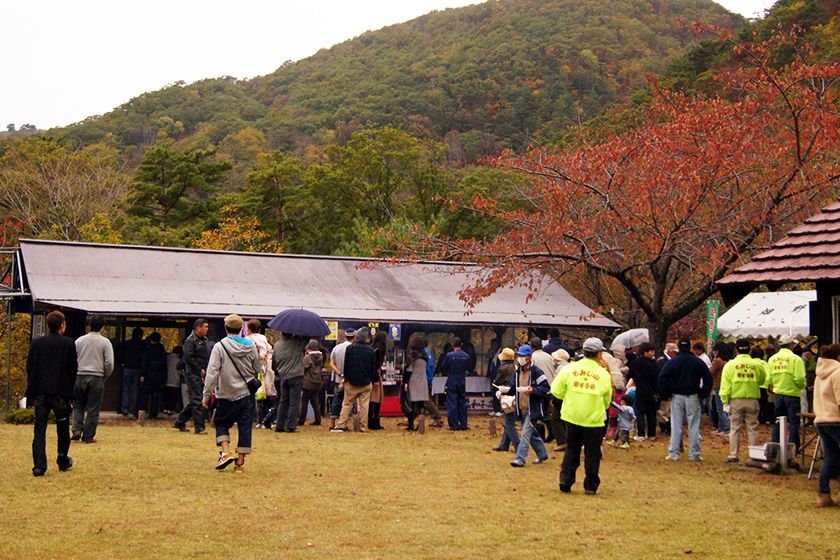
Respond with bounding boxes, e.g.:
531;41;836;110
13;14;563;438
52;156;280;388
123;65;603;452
60;0;741;160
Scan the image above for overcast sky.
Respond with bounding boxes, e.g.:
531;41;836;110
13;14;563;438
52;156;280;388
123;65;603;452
0;0;776;130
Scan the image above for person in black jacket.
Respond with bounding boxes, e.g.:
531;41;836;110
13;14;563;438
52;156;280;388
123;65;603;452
331;328;377;433
174;319;213;434
119;327;146;416
26;310;78;477
659;338;713;461
627;342;659;440
136;332;167;422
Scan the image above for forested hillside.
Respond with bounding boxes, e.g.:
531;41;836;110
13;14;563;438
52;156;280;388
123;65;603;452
56;0;739;163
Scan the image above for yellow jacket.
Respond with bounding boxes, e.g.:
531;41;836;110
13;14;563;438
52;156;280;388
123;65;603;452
551;358;612;428
767;348;806;397
720;353;765;404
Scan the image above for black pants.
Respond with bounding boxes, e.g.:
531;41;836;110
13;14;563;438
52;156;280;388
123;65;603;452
275;376;304;432
369;401;383;429
136;379;163;418
550;396;566;446
299;388;322;425
759;388;773;424
560;423;603;493
636;398;657;438
175;374;205;431
32;394;72;473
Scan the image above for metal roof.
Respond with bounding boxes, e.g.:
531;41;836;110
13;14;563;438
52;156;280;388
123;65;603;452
718;200;840;287
18;239;619;329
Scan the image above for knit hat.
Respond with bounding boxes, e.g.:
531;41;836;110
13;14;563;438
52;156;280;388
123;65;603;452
499;348;516;361
224;314;243;330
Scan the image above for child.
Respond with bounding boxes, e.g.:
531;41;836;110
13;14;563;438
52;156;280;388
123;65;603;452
609;394;636;449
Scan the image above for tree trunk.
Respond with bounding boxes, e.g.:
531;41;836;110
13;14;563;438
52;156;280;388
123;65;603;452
648;320;668;352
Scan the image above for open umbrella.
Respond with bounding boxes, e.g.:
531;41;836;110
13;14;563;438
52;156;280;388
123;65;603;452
610;328;649;351
268;308;330;337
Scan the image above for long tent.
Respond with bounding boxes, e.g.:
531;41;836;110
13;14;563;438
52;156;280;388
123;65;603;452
17;239;619;330
717;290;815;338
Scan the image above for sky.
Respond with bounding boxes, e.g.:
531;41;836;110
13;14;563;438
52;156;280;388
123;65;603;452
0;0;777;131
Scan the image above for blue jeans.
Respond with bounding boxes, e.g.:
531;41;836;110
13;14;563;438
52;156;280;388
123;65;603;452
214;396;255;454
330;387;344;419
772;394;802;450
72;375;105;442
516;412;548;463
120;368;141;414
498;411;521;450
817;424;840;494
668;394;702;460
714;390;730;433
445;383;468;430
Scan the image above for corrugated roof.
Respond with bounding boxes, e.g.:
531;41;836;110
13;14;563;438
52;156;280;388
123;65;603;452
718;199;840;287
18;239;619;329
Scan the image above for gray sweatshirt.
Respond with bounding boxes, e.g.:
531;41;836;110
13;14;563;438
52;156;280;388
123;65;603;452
272;336;308;381
75;332;114;379
203;336;261;401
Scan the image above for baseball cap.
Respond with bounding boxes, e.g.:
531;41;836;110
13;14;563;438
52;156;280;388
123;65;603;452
224;314;243;330
516;344;533;357
582;337;605;352
678;338;691;351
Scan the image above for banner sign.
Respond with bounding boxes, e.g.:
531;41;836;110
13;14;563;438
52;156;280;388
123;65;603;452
706;300;720;350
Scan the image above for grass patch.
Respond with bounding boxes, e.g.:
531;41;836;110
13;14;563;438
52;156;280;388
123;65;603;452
2;418;839;559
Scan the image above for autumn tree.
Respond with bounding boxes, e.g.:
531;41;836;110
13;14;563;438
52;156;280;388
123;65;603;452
0;137;130;241
193;205;282;253
403;28;840;347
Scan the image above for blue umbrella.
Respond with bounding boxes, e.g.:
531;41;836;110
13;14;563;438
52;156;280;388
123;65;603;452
268;308;330;337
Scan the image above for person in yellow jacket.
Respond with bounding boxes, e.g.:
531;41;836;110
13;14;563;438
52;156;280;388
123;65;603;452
768;335;807;452
753;346;773;424
720;339;765;463
551;337;612;495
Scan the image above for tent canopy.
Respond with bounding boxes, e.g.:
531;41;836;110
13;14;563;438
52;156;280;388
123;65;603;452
717;290;815;338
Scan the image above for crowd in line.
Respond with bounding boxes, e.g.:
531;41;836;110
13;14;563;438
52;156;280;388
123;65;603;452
23;310;840;506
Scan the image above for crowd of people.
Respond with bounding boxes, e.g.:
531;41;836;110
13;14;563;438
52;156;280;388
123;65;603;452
23;311;840;507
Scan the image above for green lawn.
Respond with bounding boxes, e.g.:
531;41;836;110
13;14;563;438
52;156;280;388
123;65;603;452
2;417;838;559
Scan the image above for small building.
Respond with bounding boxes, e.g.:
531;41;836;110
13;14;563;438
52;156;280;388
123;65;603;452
14;239;619;411
718;200;840;344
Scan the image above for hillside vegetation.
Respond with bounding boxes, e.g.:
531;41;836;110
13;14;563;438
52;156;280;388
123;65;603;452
57;0;740;163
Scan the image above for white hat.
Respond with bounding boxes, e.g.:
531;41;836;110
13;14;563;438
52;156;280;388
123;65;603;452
779;334;796;346
582;337;605;352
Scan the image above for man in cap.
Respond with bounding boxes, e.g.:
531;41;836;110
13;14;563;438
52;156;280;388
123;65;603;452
768;334;807;452
331;327;377;433
659;338;713;461
328;328;356;428
439;337;470;430
202;314;261;473
551;337;612;495
508;344;551;467
720;339;765;463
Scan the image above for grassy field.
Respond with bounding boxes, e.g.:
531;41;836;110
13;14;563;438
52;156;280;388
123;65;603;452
2;416;838;559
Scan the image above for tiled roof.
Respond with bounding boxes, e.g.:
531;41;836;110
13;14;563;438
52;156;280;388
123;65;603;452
718;201;840;286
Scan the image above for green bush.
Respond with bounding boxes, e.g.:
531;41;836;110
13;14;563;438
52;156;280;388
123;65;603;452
4;408;35;424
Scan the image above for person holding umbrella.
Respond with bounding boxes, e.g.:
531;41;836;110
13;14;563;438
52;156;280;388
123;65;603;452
268;308;331;433
272;332;308;433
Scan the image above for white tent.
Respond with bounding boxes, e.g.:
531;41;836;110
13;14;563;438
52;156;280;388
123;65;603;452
717;290;815;338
